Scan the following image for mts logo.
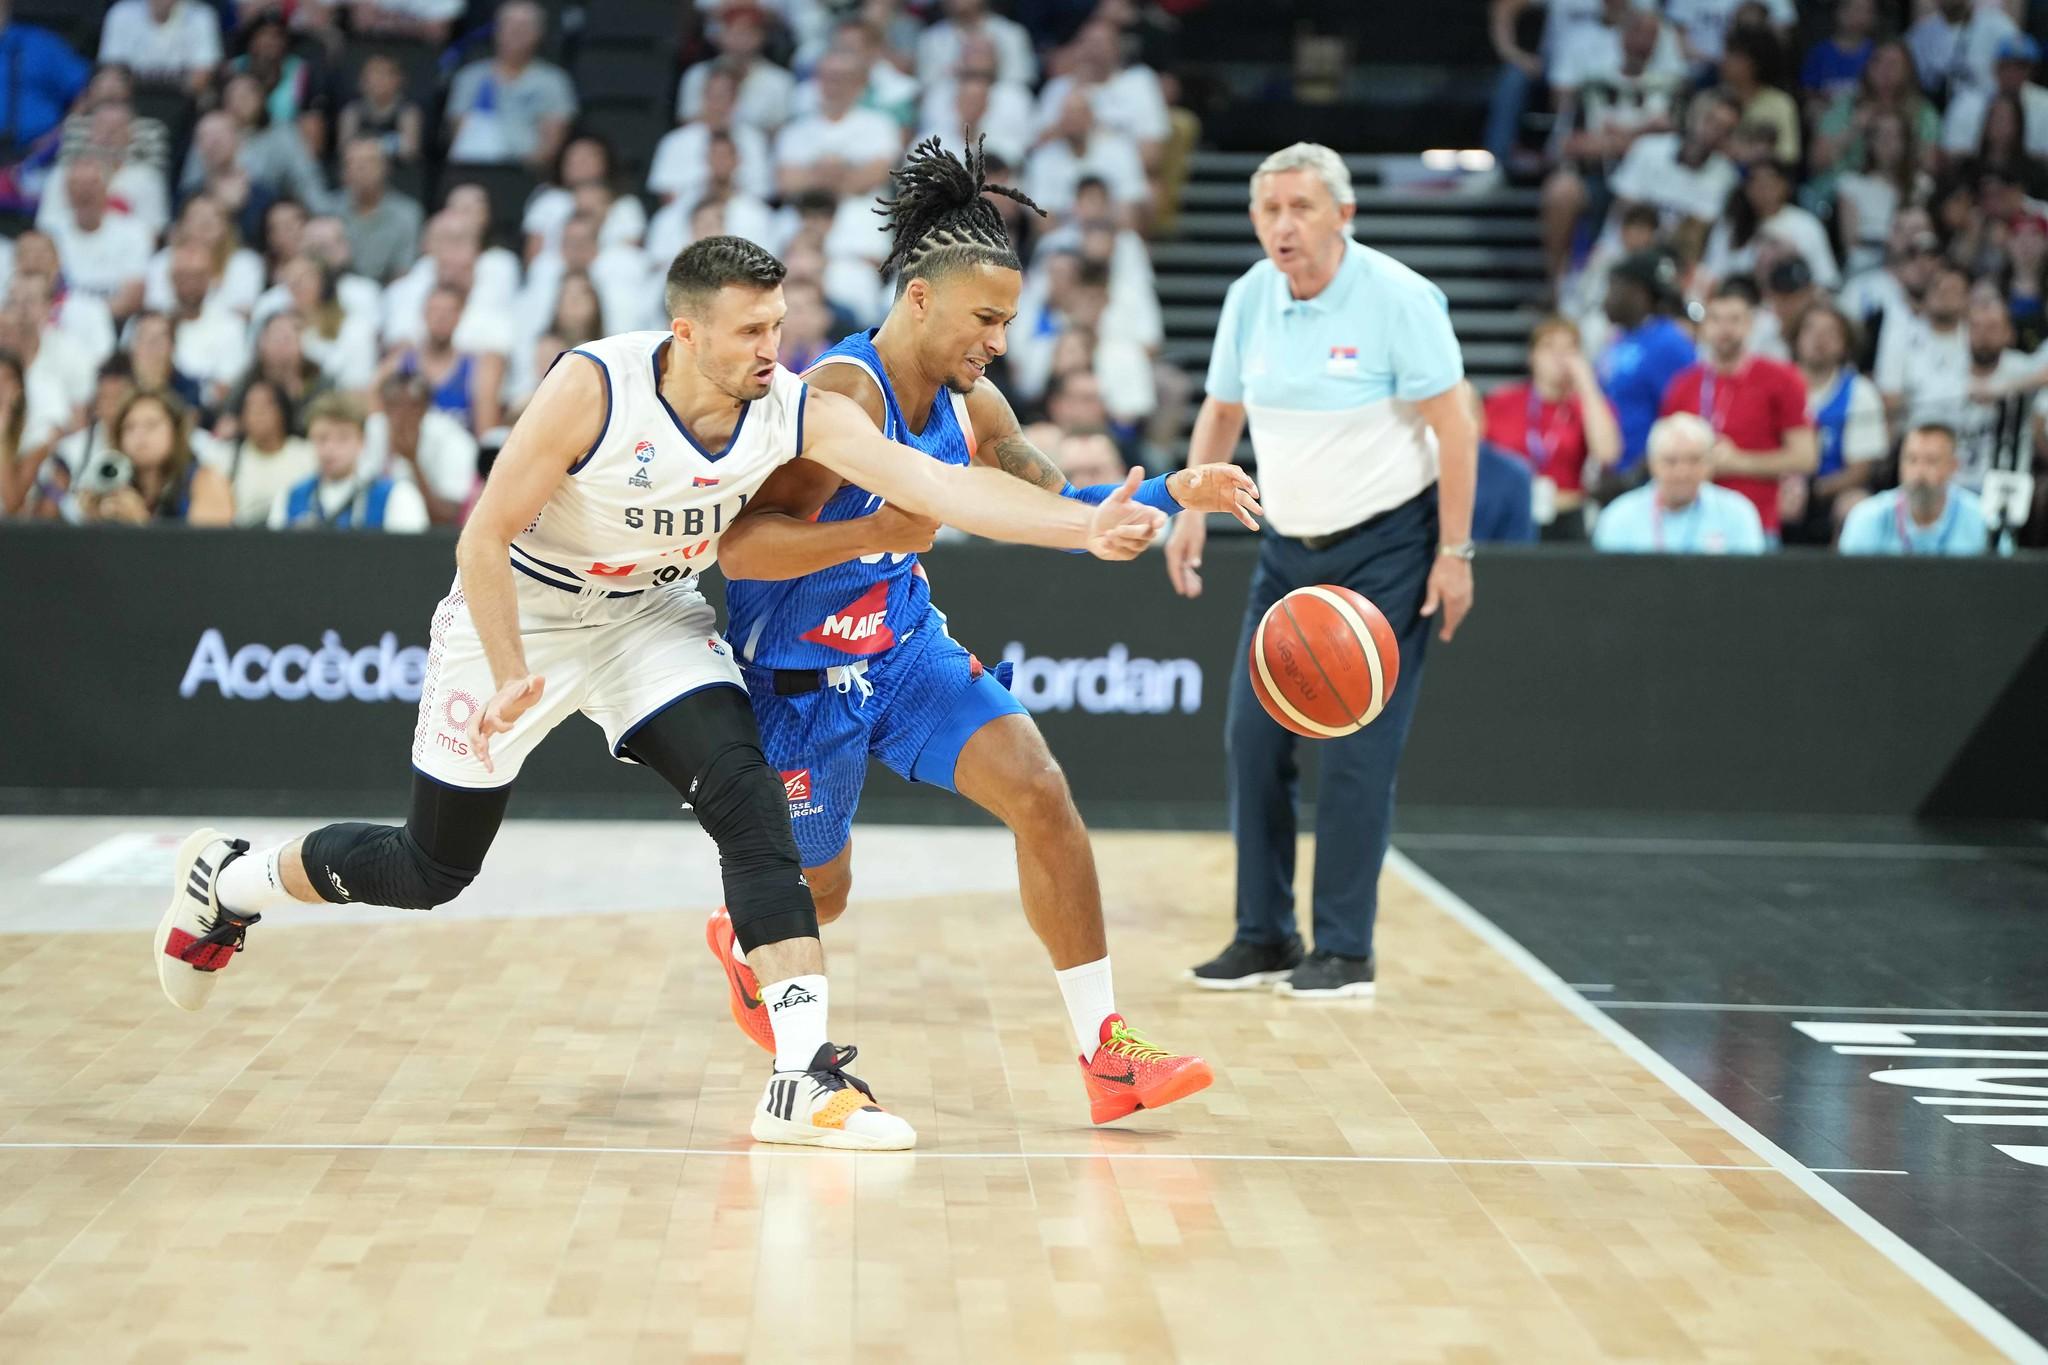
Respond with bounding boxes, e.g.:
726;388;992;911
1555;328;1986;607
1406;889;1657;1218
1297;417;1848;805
800;582;894;655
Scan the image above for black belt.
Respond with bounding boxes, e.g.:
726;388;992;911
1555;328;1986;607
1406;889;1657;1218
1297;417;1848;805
1291;489;1431;552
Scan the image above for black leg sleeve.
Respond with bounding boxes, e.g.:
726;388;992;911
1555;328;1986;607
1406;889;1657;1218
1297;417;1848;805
622;685;819;952
297;772;511;909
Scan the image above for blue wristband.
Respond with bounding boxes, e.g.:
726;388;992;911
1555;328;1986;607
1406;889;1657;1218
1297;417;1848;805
1061;474;1182;514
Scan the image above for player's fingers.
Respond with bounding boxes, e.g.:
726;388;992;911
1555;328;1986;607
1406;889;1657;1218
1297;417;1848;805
1421;582;1440;617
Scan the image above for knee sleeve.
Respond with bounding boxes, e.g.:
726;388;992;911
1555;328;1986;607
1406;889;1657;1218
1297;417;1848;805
693;744;820;953
300;823;480;909
623;686;820;953
298;773;507;910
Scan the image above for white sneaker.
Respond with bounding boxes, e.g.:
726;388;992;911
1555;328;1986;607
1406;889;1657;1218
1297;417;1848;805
750;1043;917;1151
153;829;260;1012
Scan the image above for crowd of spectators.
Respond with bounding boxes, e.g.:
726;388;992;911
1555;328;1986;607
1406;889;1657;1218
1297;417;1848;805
0;0;1190;532
1486;0;2047;555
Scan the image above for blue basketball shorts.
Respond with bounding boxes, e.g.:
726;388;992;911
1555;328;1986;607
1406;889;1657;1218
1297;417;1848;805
743;605;1027;867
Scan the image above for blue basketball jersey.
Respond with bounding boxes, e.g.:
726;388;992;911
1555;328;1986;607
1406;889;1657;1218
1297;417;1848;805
725;330;976;668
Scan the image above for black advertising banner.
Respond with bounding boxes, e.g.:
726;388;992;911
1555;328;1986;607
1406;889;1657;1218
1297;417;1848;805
2;526;2044;821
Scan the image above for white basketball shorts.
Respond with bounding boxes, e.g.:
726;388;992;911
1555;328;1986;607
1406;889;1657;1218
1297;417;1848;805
410;571;744;788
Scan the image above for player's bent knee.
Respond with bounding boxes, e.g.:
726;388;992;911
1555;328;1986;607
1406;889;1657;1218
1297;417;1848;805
1003;758;1081;835
299;822;479;910
691;745;821;952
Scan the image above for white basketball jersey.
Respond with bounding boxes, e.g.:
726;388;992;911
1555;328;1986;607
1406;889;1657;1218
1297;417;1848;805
510;329;808;594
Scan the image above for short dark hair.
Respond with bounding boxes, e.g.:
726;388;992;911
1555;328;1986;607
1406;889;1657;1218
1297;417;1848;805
1711;275;1760;307
1620;203;1660;232
1905;422;1958;454
1075;259;1111;291
664;234;786;319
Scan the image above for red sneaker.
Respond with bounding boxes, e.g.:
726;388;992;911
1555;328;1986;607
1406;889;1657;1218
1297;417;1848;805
1079;1015;1213;1124
705;906;775;1054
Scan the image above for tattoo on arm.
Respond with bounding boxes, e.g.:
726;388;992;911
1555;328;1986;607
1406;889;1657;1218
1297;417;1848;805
987;432;1069;492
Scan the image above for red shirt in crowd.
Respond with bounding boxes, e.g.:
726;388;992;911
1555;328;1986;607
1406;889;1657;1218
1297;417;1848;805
1659;358;1810;534
1482;383;1607;495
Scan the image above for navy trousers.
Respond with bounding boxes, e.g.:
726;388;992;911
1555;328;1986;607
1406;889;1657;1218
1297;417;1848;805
1225;488;1437;959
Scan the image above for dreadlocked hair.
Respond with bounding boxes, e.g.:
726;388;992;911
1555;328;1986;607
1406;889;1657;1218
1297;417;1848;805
877;135;1045;293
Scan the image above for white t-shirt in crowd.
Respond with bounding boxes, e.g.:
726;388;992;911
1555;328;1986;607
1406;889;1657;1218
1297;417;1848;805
379;248;523;352
1940;81;2048;156
916;80;1036;167
788;61;921;124
1548;16;1688;91
1607;133;1738;227
646;122;775;205
143;246;266;318
1023;133;1150;214
520;187;647;255
363;409;480;505
205;435;318;528
97;0;222;81
1906;6;2018;98
1035;68;1172;145
1701;204;1841;289
1837;267;1915;351
516;243;654;341
772;107;904;174
916;16;1038;88
1664;0;1795;62
48;212;155;305
644;194;780;269
28;329;94;413
1874;315;1968;413
38;159;169;240
677;59;797;133
171;304;253;396
46;293;117;371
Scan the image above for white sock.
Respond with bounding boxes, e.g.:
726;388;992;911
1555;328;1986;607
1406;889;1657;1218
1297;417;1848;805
216;842;301;916
1055;957;1117;1060
765;974;829;1073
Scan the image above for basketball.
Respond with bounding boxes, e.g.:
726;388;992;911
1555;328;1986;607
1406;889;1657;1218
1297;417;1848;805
1248;585;1401;739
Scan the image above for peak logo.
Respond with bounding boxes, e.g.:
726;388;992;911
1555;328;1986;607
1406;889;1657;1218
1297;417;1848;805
801;582;895;655
999;642;1201;716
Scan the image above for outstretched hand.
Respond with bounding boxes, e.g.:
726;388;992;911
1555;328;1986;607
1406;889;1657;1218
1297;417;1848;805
1167;464;1263;530
466;674;545;775
1087;467;1167;561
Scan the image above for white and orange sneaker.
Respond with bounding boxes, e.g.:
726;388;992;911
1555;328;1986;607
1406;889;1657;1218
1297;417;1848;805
153;829;261;1011
706;905;776;1054
750;1043;916;1150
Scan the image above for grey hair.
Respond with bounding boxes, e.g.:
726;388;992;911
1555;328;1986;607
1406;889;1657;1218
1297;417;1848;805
1647;412;1714;462
1249;142;1356;208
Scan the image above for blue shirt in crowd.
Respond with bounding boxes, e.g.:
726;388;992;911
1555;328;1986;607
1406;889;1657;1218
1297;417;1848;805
1474;441;1537;543
1800;38;1874;99
1598;316;1696;470
0;20;91;148
1592;484;1768;554
1838;487;1988;556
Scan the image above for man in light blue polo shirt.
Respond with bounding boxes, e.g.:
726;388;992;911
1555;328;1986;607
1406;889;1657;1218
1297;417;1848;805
1593;413;1768;554
1839;422;1989;555
1168;142;1477;1001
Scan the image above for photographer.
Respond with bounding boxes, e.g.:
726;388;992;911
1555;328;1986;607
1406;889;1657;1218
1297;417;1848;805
73;390;232;527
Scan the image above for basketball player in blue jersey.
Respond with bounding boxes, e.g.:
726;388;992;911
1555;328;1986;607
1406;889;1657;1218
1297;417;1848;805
710;141;1262;1125
150;236;1166;1153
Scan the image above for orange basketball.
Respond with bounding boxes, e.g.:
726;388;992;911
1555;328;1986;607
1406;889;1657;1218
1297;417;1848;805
1248;585;1401;739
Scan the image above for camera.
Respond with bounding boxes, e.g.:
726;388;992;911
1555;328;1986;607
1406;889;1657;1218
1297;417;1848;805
73;449;134;497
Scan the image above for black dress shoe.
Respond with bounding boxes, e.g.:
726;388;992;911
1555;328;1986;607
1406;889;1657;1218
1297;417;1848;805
1187;938;1304;990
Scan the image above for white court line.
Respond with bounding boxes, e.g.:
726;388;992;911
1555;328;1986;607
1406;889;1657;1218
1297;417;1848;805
1596;1001;2048;1019
0;1141;1906;1175
1393;833;2046;861
1385;848;2048;1365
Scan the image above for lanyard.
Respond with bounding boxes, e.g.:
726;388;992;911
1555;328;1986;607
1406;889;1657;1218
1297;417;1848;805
1650;497;1700;552
1698;362;1741;436
1524;388;1567;471
1894;492;1954;555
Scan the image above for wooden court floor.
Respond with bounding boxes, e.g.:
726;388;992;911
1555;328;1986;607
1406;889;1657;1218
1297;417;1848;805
0;826;2010;1363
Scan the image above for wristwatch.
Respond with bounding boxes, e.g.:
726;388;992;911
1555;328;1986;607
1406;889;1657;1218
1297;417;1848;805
1438;541;1477;561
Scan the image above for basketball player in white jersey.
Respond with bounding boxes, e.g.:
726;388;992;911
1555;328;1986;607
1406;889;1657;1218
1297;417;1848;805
153;237;1165;1152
